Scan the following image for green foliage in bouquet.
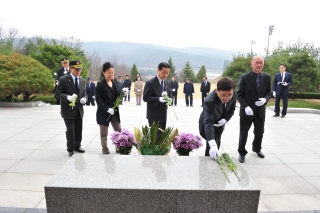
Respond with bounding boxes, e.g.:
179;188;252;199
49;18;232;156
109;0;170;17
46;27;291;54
134;122;178;155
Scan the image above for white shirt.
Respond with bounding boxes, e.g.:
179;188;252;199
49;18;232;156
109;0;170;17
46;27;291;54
70;73;79;89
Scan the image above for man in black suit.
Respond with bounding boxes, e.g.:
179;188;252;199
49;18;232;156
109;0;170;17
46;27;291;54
183;78;194;107
170;76;179;106
143;62;171;130
55;57;70;105
56;60;88;157
272;64;293;118
200;76;211;107
237;56;271;163
199;77;236;160
85;77;96;106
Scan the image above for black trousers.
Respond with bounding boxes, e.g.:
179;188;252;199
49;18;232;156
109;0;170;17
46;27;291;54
201;93;207;106
185;94;193;106
86;96;95;106
171;92;177;106
204;128;223;156
64;109;83;152
274;93;288;115
238;113;264;156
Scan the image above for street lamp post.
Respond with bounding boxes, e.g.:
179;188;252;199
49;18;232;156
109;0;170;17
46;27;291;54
250;40;256;54
266;25;274;58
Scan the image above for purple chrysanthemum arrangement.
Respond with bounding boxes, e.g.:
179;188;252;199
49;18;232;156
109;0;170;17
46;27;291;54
110;129;139;154
172;133;203;155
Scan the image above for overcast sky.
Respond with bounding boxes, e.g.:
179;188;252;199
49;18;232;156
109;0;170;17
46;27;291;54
1;0;319;54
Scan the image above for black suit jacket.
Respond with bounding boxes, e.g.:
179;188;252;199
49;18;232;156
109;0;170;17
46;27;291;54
143;76;170;124
170;81;179;95
272;72;292;96
237;71;271;120
56;74;87;119
96;79;121;126
56;67;70;79
200;81;211;94
199;90;236;140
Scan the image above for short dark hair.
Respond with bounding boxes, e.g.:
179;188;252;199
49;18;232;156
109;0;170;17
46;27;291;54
102;62;113;72
203;76;207;79
280;64;286;68
118;76;121;78
217;77;235;91
101;62;113;77
126;75;129;77
158;62;170;70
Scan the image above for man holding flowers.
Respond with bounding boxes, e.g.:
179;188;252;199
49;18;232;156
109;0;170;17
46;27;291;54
199;77;236;160
143;62;171;130
56;60;87;157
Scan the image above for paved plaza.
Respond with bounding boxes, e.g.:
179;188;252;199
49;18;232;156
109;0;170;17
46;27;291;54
0;99;320;212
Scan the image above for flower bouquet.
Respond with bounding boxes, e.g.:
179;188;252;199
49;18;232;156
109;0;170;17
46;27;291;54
172;133;203;156
69;94;77;109
162;91;178;120
134;122;178;155
110;128;139;154
106;88;127;121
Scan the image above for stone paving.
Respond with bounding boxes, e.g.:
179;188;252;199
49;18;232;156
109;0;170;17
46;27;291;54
0;99;320;212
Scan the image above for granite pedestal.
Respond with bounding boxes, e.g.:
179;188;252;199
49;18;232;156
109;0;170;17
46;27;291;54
45;154;260;213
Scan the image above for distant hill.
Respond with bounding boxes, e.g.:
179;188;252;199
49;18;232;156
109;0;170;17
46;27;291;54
82;41;242;71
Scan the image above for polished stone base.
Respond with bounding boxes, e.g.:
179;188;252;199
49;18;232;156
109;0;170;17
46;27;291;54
45;154;260;213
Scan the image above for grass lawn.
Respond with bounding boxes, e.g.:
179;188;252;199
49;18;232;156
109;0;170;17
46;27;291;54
266;98;320;110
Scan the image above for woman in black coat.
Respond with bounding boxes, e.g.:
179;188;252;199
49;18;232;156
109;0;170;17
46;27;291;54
96;62;121;154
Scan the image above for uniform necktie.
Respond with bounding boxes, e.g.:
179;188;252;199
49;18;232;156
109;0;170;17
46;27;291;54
256;75;260;89
161;80;164;92
75;77;79;93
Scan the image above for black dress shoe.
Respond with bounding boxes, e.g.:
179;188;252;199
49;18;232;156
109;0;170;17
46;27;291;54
281;115;285;118
69;152;74;157
74;147;85;153
273;114;279;117
252;148;265;158
238;155;245;163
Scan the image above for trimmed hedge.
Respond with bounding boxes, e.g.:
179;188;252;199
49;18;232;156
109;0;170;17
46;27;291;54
0;53;54;101
31;94;57;105
271;92;320;99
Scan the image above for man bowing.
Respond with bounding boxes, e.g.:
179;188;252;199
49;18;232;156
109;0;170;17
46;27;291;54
143;62;171;130
199;77;236;160
56;60;87;157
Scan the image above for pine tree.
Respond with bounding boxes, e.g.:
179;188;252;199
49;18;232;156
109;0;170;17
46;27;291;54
182;61;195;82
196;65;207;83
167;56;177;80
130;64;139;81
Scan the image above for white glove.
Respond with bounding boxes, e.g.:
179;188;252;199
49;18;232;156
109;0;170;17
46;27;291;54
192;93;194;95
80;98;86;104
213;119;227;127
137;89;141;92
200;92;202;93
107;108;114;115
67;95;73;102
273;92;276;97
245;106;254;116
207;93;209;95
282;82;288;86
159;97;166;103
92;96;95;99
208;140;218;160
255;98;266;107
172;89;175;92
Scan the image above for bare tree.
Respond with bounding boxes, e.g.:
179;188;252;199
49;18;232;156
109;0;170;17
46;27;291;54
0;27;26;54
59;36;82;49
87;51;102;81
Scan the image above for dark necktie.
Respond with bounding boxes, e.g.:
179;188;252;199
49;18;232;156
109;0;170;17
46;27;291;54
75;77;79;93
256;75;260;89
161;80;164;92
